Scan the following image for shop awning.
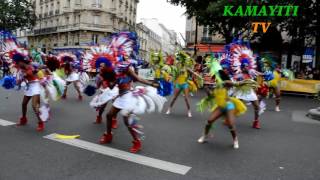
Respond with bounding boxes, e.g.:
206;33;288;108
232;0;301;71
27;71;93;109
187;44;225;53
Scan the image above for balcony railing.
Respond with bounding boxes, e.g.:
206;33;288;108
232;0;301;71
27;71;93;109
27;23;112;36
74;5;82;10
201;37;213;43
91;4;102;8
63;7;72;13
58;23;112;31
33;27;58;35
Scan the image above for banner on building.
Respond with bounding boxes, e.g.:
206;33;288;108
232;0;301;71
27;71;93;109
302;47;314;63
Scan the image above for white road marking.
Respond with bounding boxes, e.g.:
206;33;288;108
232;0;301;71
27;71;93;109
0;119;16;126
44;133;191;175
292;111;320;125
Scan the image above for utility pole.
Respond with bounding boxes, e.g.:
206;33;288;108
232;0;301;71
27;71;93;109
194;18;198;56
316;1;320;68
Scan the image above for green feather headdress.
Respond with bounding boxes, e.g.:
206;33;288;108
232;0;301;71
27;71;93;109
175;51;195;68
150;50;164;66
205;55;223;84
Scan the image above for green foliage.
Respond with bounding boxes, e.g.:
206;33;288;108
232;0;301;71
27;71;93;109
167;0;317;44
0;0;36;31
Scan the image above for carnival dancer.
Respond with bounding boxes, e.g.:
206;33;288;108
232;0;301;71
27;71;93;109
226;42;261;129
58;53;83;100
84;48;119;127
0;31;17;77
149;51;174;97
98;32;166;153
13;52;46;131
259;56;282;112
166;51;202;117
197;58;250;149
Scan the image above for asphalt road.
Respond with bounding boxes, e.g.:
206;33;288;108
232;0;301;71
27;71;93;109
0;86;319;180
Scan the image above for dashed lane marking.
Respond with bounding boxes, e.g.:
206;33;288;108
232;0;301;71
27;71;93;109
44;133;191;175
292;111;320;125
0;119;16;126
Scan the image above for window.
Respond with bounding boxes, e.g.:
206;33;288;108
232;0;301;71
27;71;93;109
67;0;70;7
76;0;81;5
93;15;100;25
93;0;101;6
65;17;70;25
65;34;69;45
92;34;98;45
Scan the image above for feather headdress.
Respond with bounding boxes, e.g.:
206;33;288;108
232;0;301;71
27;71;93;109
226;41;258;81
57;52;76;63
150;50;164;66
85;46;117;70
175;51;194;68
1;31;29;63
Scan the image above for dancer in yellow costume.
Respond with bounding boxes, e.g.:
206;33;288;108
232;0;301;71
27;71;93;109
166;51;202;117
150;51;172;82
197;58;250;149
261;56;282;112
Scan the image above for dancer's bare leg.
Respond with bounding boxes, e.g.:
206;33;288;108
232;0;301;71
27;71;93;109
166;88;182;114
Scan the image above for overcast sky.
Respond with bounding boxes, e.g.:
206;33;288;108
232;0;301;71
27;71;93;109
136;0;186;43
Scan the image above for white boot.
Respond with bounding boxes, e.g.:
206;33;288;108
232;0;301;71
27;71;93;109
166;108;171;115
198;134;209;143
233;138;239;149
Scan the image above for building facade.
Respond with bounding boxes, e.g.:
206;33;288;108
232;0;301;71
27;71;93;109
185;17;225;46
19;0;138;52
136;22;161;62
140;18;180;55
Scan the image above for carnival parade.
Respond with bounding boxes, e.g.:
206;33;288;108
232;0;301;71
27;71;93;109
0;29;300;151
0;0;319;179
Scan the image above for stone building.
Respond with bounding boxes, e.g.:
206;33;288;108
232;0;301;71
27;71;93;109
17;0;139;52
140;18;180;55
136;22;161;62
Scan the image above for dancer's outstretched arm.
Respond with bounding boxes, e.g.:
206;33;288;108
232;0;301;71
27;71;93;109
128;67;159;88
187;68;203;80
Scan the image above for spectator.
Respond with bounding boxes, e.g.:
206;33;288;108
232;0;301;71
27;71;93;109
297;70;305;79
307;72;313;79
305;68;314;80
313;69;320;80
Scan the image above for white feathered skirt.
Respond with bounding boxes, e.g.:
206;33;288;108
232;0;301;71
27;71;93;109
113;86;167;116
24;81;41;97
234;88;258;102
65;72;80;82
90;87;119;108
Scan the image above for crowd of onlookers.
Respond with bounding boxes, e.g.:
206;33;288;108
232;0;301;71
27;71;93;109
294;67;320;80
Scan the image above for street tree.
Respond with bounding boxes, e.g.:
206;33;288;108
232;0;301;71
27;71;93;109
167;0;318;66
0;0;36;32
